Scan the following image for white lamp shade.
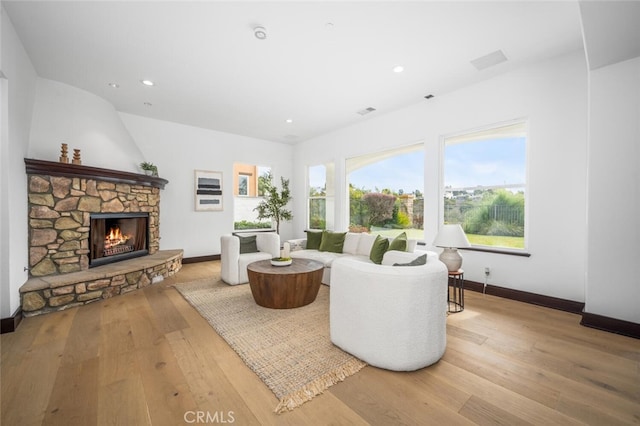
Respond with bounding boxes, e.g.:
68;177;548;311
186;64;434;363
433;224;471;248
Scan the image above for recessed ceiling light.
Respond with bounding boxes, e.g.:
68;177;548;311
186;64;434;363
325;22;334;29
393;65;404;73
144;102;152;107
141;80;155;86
286;119;293;124
107;82;119;88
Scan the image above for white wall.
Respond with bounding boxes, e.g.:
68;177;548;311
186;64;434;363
0;7;38;318
234;197;265;223
29;78;145;173
586;56;640;323
1;13;294;314
119;113;294;258
293;51;589;302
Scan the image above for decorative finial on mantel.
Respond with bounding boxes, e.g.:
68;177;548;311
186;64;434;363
72;149;82;165
59;143;69;163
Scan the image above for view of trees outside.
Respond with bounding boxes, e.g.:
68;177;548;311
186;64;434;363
348;149;425;239
349;186;424;239
307;127;525;248
308;165;327;229
444;122;526;249
234;166;273;230
444;187;525;248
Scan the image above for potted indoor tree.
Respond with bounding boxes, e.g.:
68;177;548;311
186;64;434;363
254;172;293;234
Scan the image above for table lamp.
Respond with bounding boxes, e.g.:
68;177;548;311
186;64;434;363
433;224;471;272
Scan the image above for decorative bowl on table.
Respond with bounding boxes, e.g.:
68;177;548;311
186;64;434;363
271;257;293;266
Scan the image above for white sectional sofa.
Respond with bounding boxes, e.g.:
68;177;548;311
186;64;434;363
287;231;426;285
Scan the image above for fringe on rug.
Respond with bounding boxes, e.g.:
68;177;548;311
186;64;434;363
274;358;367;414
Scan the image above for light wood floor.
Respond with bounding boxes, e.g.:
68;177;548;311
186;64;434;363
2;261;639;425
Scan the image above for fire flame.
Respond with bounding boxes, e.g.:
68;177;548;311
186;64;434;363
104;226;130;249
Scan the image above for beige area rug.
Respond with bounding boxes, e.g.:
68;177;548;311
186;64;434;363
174;279;367;413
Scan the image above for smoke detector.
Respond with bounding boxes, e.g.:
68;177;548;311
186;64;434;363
254;26;267;40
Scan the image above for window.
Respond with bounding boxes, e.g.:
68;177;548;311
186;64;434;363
443;121;527;249
233;163;272;230
307;163;334;230
346;144;424;239
237;175;249;196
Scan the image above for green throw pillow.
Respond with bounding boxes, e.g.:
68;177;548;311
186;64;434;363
238;235;258;254
388;231;408;252
393;254;427;266
369;235;389;264
319;231;347;253
305;230;323;250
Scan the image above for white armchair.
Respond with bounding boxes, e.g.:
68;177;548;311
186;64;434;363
330;251;448;371
220;233;280;285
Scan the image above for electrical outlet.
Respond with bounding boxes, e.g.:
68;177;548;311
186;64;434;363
484;267;490;276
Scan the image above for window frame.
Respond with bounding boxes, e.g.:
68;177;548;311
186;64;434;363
345;143;425;240
440;119;530;254
232;163;274;231
306;163;333;230
237;174;249;197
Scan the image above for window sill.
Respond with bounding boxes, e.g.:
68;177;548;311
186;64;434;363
414;242;530;258
232;229;275;234
460;246;531;257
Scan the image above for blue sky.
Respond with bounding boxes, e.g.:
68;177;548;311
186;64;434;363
445;137;526;189
349;151;425;194
309;137;526;193
308;165;327;192
344;137;525;193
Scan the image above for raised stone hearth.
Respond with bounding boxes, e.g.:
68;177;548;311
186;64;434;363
20;250;183;316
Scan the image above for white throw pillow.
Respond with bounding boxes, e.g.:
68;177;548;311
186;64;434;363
342;232;361;255
407;239;417;252
356;233;378;256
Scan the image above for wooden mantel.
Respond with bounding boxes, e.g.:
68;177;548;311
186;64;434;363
24;158;169;189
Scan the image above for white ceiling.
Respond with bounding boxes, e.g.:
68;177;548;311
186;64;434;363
579;1;640;70
3;1;585;144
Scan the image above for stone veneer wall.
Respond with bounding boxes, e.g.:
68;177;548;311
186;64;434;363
27;174;160;277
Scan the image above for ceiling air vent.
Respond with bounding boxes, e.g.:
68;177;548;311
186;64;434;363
470;50;508;71
357;107;377;116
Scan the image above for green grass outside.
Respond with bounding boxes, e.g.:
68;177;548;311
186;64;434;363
369;227;525;249
466;234;524;249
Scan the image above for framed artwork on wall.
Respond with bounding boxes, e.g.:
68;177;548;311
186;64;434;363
195;170;223;211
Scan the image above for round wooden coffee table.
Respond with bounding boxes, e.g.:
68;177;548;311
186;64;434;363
247;258;324;309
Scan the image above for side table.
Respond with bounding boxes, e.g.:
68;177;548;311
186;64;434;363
448;269;464;313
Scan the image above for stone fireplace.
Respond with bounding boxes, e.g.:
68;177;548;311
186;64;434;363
21;159;182;316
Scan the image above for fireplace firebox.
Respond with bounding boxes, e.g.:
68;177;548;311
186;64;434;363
90;213;149;267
